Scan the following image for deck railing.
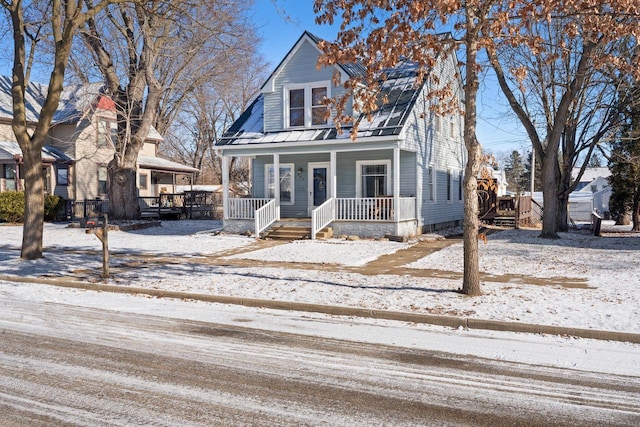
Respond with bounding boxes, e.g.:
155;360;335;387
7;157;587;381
68;199;109;219
254;199;279;237
335;197;416;221
311;198;335;240
227;198;272;219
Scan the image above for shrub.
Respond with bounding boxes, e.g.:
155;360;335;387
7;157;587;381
45;194;65;221
0;191;24;223
0;191;65;223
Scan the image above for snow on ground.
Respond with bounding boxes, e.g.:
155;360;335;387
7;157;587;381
226;238;410;266
0;220;251;256
0;220;639;334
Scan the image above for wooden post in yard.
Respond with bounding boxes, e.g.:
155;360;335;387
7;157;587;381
94;214;109;278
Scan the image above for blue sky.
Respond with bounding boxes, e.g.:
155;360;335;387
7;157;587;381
0;1;527;157
249;1;528;157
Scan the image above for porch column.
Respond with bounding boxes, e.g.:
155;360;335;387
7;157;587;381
330;151;337;199
222;154;229;220
273;152;280;197
393;147;400;232
274;153;281;218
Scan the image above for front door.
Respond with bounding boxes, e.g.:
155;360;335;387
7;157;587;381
308;162;330;215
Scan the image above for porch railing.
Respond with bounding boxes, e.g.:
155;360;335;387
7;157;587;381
311;198;335;240
227;198;272;219
254;199;278;237
335;197;416;221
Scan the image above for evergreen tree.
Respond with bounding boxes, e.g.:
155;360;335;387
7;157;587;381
504;150;527;194
608;81;640;229
588;153;603;168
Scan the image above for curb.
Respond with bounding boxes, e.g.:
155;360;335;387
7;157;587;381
2;273;639;344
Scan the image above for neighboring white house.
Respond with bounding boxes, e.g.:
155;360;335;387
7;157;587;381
216;31;467;238
569;167;612;221
0;76;198;202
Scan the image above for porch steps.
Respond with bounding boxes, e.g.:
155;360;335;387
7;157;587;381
264;225;333;240
494;215;516;228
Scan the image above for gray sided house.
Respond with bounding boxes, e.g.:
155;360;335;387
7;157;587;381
0;76;198;204
217;31;466;239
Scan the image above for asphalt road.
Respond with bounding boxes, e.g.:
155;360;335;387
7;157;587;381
1;293;639;426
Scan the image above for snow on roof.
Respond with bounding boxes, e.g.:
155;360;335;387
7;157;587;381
0;75;47;123
138;155;199;174
175;184;222;193
572;167;611;182
0;140;23;158
0;140;72;163
1;75;162;140
53;83;104;124
42;145;74;162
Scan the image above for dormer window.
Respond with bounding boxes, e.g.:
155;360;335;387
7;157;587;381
285;82;330;128
97;117;117;147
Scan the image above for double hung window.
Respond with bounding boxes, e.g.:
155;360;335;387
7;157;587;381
427;166;435;202
98;166;108;195
357;160;391;197
97;118;117;147
3;165;16;191
286;83;330;128
265;164;294;205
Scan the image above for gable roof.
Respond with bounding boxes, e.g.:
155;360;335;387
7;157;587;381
572;167;611;183
219;57;425;146
260;31;365;94
0;75;102;125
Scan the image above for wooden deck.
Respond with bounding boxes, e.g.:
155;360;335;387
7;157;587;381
478;193;535;228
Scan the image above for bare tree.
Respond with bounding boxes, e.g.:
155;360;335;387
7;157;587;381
0;0;130;259
487;15;636;236
162;50;268;186
74;0;257;219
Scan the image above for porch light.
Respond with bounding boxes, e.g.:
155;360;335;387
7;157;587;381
296;167;304;178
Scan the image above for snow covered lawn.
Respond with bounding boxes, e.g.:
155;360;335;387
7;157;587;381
226;238;410;266
0;220;638;333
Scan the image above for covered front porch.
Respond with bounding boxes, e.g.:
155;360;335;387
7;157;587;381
220;146;418;239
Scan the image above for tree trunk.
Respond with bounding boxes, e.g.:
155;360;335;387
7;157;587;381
617;212;631;226
108;156;140;220
556;166;573;232
463;146;482;296
632;187;640;232
20;146;44;259
461;9;482;296
540;156;561;239
556;196;569;232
